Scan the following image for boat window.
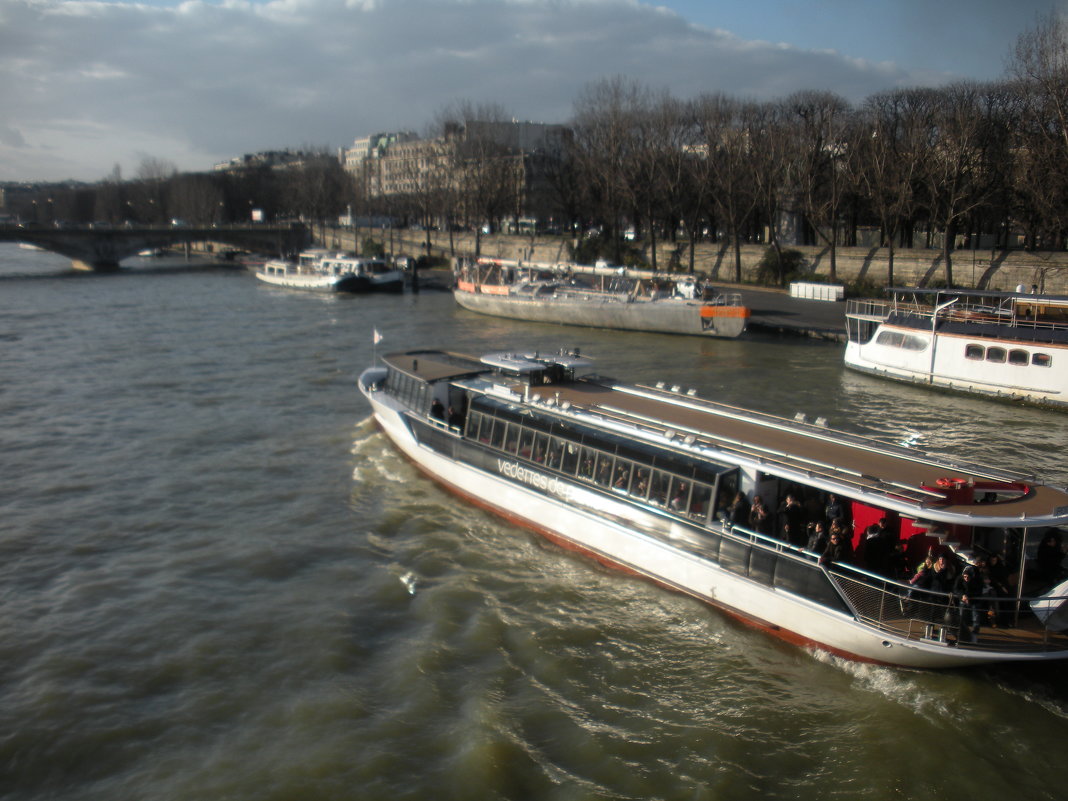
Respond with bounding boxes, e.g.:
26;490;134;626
668;478;691;513
503;424;521;455
546;437;566;470
488;418;506;450
875;330;928;351
714;470;740;519
561;442;579;475
649;470;671;506
964;344;984;360
1033;352;1052;367
468;412;485;442
690;483;712;522
517;427;536;459
612;461;633;492
578;447;597;480
631;468;650;500
594;453;615;487
532;432;550;464
1008;349;1029;366
986;347;1007;363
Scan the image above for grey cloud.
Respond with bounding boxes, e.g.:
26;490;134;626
0;0;961;181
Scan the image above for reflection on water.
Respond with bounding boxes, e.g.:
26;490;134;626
3;243;1068;801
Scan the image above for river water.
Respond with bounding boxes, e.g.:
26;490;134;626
2;244;1067;801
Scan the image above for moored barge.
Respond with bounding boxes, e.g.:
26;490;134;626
454;259;750;338
358;347;1068;668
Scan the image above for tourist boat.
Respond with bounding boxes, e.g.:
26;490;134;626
318;255;406;293
358;346;1068;668
845;287;1068;408
453;258;749;338
254;249;371;292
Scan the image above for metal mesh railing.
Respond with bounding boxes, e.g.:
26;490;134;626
829;568;1068;652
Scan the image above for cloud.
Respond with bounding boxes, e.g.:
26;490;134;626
0;0;957;182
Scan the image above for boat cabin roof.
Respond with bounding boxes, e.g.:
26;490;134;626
381;349;1068;526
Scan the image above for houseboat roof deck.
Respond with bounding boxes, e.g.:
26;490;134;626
381;349;1068;527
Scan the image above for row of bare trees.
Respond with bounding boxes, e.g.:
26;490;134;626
12;16;1068;286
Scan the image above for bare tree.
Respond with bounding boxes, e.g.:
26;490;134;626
922;82;1015;285
1010;13;1068;248
693;94;758;282
784;91;852;281
570;77;650;262
849;88;936;286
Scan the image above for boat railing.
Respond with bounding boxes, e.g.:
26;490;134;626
826;567;1068;653
845;299;892;321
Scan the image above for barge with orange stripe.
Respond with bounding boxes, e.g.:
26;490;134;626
453;258;749;338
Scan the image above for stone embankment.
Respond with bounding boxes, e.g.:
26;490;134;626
322;226;1068;295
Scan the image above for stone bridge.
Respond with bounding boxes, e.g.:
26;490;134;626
0;224;311;271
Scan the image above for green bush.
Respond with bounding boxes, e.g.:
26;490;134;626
843;277;889;299
569;232;647;268
754;247;807;286
361;237;386;258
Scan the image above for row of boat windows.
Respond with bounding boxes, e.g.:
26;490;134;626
874;331;1053;366
465;408;739;526
963;344;1052;366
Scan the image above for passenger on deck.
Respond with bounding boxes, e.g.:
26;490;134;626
728;492;751;528
819;530;854;566
807;521;829;554
1035;532;1066;589
986;552;1011;626
824;494;847;525
861;524;890;576
956;554;989;644
780;494;807;547
430;399;445;421
749;495;772;535
447;406;464;428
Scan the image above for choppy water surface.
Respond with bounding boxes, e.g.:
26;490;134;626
2;245;1067;801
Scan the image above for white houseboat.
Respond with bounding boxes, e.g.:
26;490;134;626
255;250;375;293
454;259;749;338
358;346;1068;668
845;288;1068;408
318;255;405;293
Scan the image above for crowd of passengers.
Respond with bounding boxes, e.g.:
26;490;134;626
723;488;1068;640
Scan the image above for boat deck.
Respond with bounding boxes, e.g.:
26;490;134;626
382;348;1068;523
547;379;1068;522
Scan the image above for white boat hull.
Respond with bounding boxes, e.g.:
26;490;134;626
844;327;1068;408
359;369;1041;668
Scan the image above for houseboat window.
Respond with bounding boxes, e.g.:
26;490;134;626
986;347;1007;363
1008;349;1029;366
1033;353;1052;367
875;330;928;351
964;344;984;360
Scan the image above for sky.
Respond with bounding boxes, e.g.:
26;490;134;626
1;0;1064;183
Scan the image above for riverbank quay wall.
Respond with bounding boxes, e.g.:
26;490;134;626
322;226;1068;294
